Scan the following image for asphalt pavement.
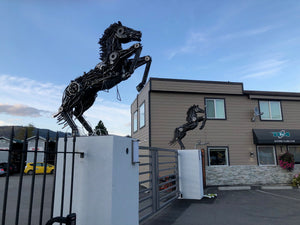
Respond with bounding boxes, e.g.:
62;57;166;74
141;187;300;225
0;174;54;225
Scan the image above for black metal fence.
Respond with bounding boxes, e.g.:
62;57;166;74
0;127;77;225
139;146;179;222
1;128;179;224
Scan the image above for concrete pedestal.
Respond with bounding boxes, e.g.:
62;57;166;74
54;136;139;225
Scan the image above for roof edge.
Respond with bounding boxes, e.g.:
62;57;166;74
149;77;244;86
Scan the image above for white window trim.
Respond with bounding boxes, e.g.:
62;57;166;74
139;102;145;129
206;98;225;119
259;101;282;120
208;147;229;166
257;145;277;166
133;110;138;132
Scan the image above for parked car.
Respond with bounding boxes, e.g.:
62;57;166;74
0;167;5;176
0;162;15;176
24;162;55;175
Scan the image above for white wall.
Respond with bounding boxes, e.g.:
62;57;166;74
54;136;139;225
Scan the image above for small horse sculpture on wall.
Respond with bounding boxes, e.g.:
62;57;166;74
169;105;206;149
54;21;151;136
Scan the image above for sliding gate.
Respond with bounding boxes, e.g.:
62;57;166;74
139;146;179;222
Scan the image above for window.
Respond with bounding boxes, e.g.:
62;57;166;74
257;146;276;166
259;101;282;120
288;146;300;164
133;111;138;132
208;147;229;166
205;98;226;119
139;103;145;128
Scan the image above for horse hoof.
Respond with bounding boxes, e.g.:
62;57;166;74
136;83;144;92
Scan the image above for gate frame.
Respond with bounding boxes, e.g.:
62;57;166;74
139;146;179;222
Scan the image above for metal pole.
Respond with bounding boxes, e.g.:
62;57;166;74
2;126;14;225
15;129;28;225
50;132;59;219
39;131;50;225
28;129;39;225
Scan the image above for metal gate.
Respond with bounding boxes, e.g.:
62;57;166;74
139;146;179;222
0;127;77;225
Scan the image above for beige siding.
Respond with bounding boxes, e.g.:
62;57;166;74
151;78;243;95
131;82;150;147
150;92;300;166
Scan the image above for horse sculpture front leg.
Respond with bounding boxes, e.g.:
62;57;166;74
118;43;151;92
135;55;152;92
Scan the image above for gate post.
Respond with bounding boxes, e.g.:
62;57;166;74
151;149;159;212
201;149;206;188
54;136;139;225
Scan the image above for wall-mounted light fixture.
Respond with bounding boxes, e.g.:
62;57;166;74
249;152;255;158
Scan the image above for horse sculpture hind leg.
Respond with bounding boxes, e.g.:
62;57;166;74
169;127;187;150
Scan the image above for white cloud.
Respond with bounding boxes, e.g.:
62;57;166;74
0;74;131;136
0;120;8;126
241;58;288;79
0;103;50;117
167;25;275;59
167;31;207;59
220;26;275;40
0;74;64;112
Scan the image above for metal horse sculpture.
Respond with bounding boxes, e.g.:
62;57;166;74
54;22;151;136
169;105;206;149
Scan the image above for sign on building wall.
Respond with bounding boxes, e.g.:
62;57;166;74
253;129;300;144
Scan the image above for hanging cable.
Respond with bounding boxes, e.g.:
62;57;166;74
116;85;122;101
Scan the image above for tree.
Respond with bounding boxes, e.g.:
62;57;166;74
15;124;35;140
94;120;108;135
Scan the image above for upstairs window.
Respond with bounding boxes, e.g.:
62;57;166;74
139;103;145;128
205;98;226;119
259;101;282;121
133;111;138;132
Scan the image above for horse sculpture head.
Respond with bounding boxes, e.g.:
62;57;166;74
186;105;205;122
99;21;142;62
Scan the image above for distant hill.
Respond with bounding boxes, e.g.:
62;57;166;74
0;126;68;140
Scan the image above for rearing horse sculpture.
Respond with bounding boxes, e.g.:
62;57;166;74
54;22;151;136
169;105;206;149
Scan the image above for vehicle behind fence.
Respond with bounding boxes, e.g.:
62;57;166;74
139;146;179;222
0;127;77;225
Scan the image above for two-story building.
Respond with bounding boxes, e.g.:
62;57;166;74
131;78;300;186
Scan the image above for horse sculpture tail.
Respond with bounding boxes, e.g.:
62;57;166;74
169;128;178;146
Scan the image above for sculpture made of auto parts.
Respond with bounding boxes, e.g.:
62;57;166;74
169;105;206;150
54;22;151;136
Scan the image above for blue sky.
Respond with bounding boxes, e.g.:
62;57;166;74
1;0;300;136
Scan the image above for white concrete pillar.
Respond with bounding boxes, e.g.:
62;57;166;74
54;136;139;225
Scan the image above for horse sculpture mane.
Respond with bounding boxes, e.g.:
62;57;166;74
54;21;151;136
99;22;120;61
186;105;197;122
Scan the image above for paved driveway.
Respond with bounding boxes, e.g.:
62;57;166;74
141;188;300;225
0;174;54;225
